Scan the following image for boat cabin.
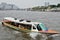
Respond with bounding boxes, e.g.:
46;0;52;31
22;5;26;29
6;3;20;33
2;17;48;32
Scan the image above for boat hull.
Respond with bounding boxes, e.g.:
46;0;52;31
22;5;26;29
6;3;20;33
2;22;59;36
2;22;31;33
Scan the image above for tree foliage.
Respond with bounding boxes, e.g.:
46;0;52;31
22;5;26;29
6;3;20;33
57;4;60;7
49;5;57;8
32;3;60;11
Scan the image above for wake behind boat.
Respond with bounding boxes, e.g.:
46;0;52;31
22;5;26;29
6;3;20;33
2;17;59;35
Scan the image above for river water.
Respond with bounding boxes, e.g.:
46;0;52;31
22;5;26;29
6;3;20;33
0;10;60;40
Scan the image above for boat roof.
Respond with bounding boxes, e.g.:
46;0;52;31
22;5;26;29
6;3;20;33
4;17;40;25
4;17;48;31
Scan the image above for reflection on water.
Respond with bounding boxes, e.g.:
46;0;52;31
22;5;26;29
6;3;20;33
0;11;60;40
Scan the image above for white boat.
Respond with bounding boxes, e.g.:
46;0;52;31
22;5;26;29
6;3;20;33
2;17;59;35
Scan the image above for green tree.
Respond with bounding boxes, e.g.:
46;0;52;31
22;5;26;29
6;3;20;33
32;6;41;11
57;4;60;7
49;5;57;8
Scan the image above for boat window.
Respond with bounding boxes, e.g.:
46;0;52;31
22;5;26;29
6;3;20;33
11;22;16;26
33;26;36;29
37;24;42;31
14;18;17;20
19;23;31;30
9;22;18;27
5;21;20;27
26;20;31;22
19;19;24;22
16;23;19;27
27;25;31;30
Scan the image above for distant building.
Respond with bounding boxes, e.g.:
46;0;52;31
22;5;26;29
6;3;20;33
0;2;20;10
50;7;60;12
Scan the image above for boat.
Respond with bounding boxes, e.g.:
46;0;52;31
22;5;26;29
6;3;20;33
2;17;59;35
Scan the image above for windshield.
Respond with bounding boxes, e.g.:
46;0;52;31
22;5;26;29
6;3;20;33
39;23;48;31
34;23;48;31
37;24;42;31
34;24;42;31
